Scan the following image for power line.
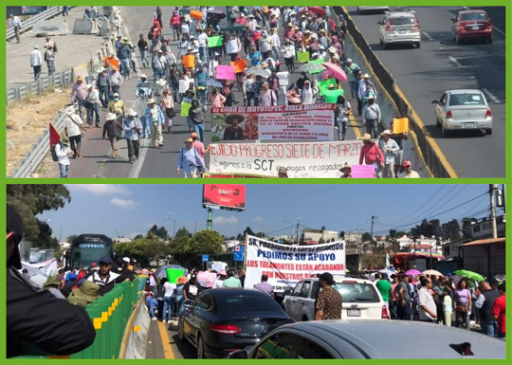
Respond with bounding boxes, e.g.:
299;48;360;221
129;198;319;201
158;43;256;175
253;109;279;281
418;185;469;219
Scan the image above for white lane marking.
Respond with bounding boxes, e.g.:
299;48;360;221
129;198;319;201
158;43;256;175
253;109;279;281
482;88;501;104
129;137;149;178
449;56;462;67
423;32;434;41
461;6;505;36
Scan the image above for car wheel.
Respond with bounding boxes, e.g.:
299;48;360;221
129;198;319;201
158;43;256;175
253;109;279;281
485;129;493;135
442;123;451;137
415;42;421;49
177;319;185;342
197;335;206;359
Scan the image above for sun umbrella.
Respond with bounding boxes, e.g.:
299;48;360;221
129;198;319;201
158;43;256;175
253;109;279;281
323;62;348;82
454;270;485;282
422;269;443;276
308;7;327;16
405;269;421;276
244;66;271;77
221;24;245;33
296;62;326;73
207;9;226;19
298;9;315;18
378;269;395;276
205;78;223;88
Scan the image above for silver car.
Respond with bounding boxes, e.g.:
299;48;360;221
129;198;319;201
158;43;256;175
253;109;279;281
433;89;493;136
357;6;389;15
228;321;506;359
379;11;421;49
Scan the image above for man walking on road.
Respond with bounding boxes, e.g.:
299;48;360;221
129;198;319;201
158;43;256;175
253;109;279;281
55;137;72;178
85;84;101;128
475;281;500;337
177;138;204;178
363;95;381;139
10;14;22;43
144;98;165;148
117;37;132;79
63;106;84;159
418;277;437;323
29;45;43;81
123;109;142;164
71;75;88;121
44;45;56;76
315;272;342;320
378;130;400;178
138;34;150;68
96;68;111;109
110;68;123;97
254;275;274;297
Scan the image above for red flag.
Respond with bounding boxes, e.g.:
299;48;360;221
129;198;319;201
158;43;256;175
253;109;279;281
49;122;61;146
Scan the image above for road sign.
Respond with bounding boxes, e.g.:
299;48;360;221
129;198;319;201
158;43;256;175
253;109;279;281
234;246;245;262
202;255;209;263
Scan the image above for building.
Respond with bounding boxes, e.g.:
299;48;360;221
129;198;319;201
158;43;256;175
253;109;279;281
397;235;437;251
345;232;362;244
113;237;132;244
462;238;506;280
302;228;339;243
223;240;240;252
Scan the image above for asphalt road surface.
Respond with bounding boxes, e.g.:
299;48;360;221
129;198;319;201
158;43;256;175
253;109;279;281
345;6;506;177
63;6;363;178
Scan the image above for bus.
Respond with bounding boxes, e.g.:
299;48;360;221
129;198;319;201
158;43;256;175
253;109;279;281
63;234;114;270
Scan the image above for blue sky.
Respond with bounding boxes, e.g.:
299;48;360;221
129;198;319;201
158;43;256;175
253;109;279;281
37;184;498;241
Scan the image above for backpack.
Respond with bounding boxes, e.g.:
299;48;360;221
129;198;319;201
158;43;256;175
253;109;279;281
148;30;154;41
51;144;59;162
53;41;58;52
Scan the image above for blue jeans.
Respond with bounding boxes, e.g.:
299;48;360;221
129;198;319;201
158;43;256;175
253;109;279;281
163;296;175;321
140;50;149;68
59;164;69;178
349;81;359;99
389;301;398;320
120;58;131;78
87;103;101;126
177;298;184;317
480;320;497;337
146;297;158;318
153;68;164;83
336;120;348;141
98;86;110;108
194;123;205;143
186;117;194;130
111;85;120;98
199;46;207;63
142;117;151;137
398;301;412;320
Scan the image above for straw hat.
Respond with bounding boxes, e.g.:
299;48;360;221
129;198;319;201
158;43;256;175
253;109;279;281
64;106;76;115
76;75;84;81
382;129;392;136
139;73;148;79
97;67;105;73
106;113;117;121
147;98;156;104
184;138;194;143
340;163;351;172
357;133;374;142
156;79;167;86
60;137;70;146
127;109;137;117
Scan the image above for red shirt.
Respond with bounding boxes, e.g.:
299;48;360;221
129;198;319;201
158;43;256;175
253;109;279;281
359;143;384;165
492;293;506;334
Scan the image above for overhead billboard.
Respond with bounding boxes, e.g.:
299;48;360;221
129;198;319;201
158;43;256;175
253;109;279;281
203;184;246;211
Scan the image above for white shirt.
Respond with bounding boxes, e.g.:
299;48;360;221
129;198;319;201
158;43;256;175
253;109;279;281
12;16;22;27
65;114;83;137
163;282;176;297
282;44;295;59
214;279;224;288
55;143;70;166
197;33;208;47
418;287;436;320
271;34;281;49
181;23;190;34
88;271;120;286
399;171;420;178
226;38;240;54
30;274;47;290
30;50;42;67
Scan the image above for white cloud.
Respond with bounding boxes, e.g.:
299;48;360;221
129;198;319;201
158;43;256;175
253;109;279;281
213;216;239;225
110;198;138;210
68;184;129;195
254;217;264;222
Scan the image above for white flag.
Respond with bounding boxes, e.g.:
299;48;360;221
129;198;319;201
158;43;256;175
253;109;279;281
386;253;390;269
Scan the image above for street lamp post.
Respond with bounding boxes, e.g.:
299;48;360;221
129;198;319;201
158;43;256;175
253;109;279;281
111;229;120;238
165;214;176;238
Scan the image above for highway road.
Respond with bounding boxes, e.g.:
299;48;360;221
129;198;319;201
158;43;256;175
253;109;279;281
345;6;506;177
60;6;363;178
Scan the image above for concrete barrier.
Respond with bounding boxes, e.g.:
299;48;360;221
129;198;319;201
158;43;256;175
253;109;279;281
98;17;112;36
32;19;69;36
119;297;151;359
73;18;99;35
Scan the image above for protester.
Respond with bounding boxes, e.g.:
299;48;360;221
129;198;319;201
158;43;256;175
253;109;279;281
177;138;205;178
389;274;399;319
44;45;56;76
442;287;453;326
29;45;43;81
334;95;351;141
175;276;187;318
7;205;96;358
492;282;506;339
55;137;73;178
85;84;101;127
418;277;437;323
375;273;391;312
103;113;122;158
145;285;159;320
315;272;342;320
71;74;88;121
339;163;352;178
223;270;242;288
163;278;177;323
474;281;499;337
87;256;121;287
183;274;202;303
160;88;175;134
144;98;165;148
399;160;420;178
123;109;142;164
378;130;400;178
358;133;384;178
455;278;472;330
63;106;84;159
11;14;22;43
67;281;101;307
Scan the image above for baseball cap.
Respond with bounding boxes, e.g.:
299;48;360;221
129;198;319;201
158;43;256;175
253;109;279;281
99;256;113;264
403;160;412;167
123;257;130;263
7;204;24;269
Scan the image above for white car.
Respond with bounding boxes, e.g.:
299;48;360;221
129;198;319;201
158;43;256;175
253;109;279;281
433;89;493;136
357;6;389;15
282;277;388;321
379;10;421;49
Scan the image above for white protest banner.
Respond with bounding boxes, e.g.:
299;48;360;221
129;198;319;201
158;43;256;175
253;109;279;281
211;104;335;142
209;140;363;178
21;258;58;278
244;236;346;292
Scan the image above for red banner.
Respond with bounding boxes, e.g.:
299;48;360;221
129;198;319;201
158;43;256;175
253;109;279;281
49;122;61;145
203;184;246;211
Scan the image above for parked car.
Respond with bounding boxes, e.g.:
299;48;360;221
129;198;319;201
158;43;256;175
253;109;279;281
379;10;421;49
282;277;388;321
357;6;389;15
228;320;507;359
177;288;294;359
433;89;493;136
452;9;493;44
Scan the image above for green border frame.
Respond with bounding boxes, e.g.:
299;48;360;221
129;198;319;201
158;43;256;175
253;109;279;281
1;0;511;362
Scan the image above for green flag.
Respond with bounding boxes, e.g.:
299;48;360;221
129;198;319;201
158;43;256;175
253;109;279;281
325;89;345;104
166;268;185;284
207;36;223;48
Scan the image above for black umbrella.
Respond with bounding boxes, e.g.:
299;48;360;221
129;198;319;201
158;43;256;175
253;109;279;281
208;9;226;19
221;24;246;33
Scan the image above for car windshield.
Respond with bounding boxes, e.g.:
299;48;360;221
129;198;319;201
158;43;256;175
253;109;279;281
389;17;415;26
461;13;486;21
449;93;486;106
218;295;282;312
332;283;381;303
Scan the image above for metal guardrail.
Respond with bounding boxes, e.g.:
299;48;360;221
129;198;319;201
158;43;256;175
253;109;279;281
7;70;75;105
6;6;64;41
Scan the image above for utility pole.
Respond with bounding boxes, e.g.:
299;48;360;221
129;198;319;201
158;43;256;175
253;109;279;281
370;216;376;240
207;207;213;230
489;184;498;239
296;218;301;245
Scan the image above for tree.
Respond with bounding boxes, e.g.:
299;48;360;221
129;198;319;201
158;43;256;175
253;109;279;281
134;234;144;240
175;227;193;239
396;231;407;239
362;232;373;242
148;224;169;239
33;221;59;249
168;230;223;268
462;218;477;239
339;231;345;239
255;232;266;238
66;235;78;243
442;219;461;241
6;185;71;242
389;229;397;239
